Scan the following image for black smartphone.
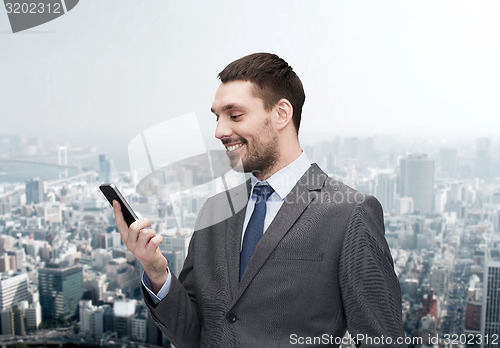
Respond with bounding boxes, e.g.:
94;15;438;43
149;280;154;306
99;183;138;227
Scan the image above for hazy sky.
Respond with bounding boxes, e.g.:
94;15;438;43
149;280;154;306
1;1;499;165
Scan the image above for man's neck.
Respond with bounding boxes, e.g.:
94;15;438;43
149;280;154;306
254;149;303;181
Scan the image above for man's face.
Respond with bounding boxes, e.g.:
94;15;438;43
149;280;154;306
211;80;279;176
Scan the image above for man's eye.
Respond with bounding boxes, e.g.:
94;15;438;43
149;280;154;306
230;114;243;120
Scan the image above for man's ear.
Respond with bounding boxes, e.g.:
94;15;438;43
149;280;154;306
275;99;293;131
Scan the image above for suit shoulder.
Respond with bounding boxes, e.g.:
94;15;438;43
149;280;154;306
203;179;249;208
195;180;249;231
323;176;381;205
319;176;384;224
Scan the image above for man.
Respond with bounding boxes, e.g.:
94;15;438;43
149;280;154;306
113;53;404;347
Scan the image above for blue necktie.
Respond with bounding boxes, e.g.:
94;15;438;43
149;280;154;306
240;183;275;279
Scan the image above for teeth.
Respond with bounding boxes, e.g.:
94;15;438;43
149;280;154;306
227;144;243;151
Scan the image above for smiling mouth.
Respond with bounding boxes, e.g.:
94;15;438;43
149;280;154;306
225;143;244;152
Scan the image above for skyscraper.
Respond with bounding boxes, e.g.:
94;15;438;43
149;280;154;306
113;299;136;339
476;137;492;179
438;148;458;177
0;273;29;335
399;154;435;215
0;310;14;335
99;154;112;183
376;173;396;214
38;263;83;322
25;302;42;331
481;248;500;347
25;178;44;204
0;273;29;312
132;311;148;342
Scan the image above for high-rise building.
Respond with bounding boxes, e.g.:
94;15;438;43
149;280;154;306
399;154;435;215
465;301;481;333
0;202;11;216
25;302;42;331
376;173;396;214
106;230;122;249
0;254;10;272
438;148;458;177
430;265;448;296
132;311;148;342
38;263;84;322
84;273;107;304
395;197;414;216
476;137;492;179
0;273;29;311
0;235;14;253
36;203;63;224
7;249;24;271
0;309;14;335
25;178;44;204
114;299;136;339
419;289;439;323
80;300;93;334
99;154;112;183
103;305;114;334
13;301;28;335
400;278;419;299
91;306;105;338
419;314;437;345
434;188;447;214
342;137;359;160
79;300;107;338
105;258;140;297
481;247;500;347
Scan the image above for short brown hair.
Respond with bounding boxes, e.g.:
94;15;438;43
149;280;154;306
218;53;305;134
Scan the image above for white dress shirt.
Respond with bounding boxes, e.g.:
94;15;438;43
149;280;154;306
143;152;311;304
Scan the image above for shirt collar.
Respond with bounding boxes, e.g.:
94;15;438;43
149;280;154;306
250;152;311;200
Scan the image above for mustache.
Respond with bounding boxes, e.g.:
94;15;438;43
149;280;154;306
221;137;246;145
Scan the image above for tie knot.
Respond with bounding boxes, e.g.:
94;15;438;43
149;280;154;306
252;184;275;202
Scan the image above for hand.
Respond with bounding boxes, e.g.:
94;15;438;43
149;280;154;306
113;200;168;293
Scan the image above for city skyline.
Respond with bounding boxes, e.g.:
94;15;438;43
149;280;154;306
0;131;500;345
1;130;500;173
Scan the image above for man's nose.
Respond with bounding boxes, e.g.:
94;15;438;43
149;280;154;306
215;117;232;139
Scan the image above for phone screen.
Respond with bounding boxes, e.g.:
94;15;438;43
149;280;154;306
99;184;138;227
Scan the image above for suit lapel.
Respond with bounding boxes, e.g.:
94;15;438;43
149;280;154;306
225;207;245;300
232;164;327;306
225;179;251;300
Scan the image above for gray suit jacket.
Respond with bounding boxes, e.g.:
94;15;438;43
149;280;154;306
143;164;404;347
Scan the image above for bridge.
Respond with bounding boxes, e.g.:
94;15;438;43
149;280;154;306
0;158;93;171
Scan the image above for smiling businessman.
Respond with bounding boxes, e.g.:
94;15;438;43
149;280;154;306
113;53;405;347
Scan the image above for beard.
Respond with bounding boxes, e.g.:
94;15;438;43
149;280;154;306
226;119;279;176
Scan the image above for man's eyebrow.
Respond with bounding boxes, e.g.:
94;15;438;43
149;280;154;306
210;104;244;114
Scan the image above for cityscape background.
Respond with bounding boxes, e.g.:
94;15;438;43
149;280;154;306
1;0;500;347
0;133;499;347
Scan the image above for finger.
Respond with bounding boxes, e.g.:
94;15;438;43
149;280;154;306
146;235;164;255
136;228;157;253
130;217;152;231
136;229;162;263
127;218;152;251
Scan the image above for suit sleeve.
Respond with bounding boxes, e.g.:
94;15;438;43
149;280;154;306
142;233;201;348
142;206;206;348
339;195;405;347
